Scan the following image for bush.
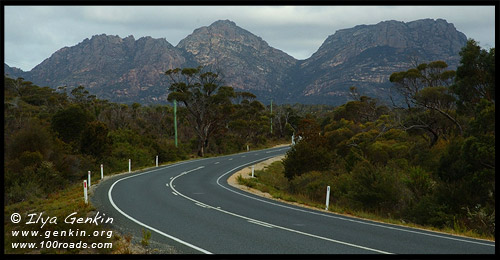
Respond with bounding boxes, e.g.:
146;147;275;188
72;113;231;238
7;121;53;160
347;161;405;213
403;194;453;228
80;121;112;158
51;105;91;144
283;140;333;180
153;139;187;163
289;171;336;202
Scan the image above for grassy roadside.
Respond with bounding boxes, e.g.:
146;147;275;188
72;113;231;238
237;160;495;242
4;181;118;254
4;157;187;254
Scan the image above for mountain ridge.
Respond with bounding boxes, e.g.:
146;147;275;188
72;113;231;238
4;18;468;105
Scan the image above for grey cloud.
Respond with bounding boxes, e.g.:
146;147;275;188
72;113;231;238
4;5;495;71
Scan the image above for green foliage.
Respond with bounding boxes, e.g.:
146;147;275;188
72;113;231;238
347;161;407;213
80;121;112;158
240;42;495;238
289;171;336;202
51;105;91;144
390;60;464;146
256;161;289;191
6;120;53;161
3;45;495;239
451;39;495;115
283;140;333;180
4;74;294;206
165;66;241;157
152;139;187;163
403;194;453;228
141;229;151;247
403;166;435;200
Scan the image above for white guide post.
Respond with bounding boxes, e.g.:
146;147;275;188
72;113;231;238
129;159;131;173
88;171;91;188
251;165;255;178
325;186;331;210
83;180;88;204
100;164;104;179
247;145;249;152
156;155;159;167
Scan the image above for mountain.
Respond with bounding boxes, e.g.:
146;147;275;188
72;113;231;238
4;19;468;105
177;20;297;101
290;18;467;104
27;34;196;103
4;63;27;79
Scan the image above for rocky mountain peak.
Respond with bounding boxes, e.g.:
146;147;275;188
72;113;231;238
177;19;297;95
27;34;193;103
291;18;467;104
177;19;272;60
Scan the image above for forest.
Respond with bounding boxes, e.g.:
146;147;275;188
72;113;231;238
4;65;318;204
242;39;495;238
3;39;495;238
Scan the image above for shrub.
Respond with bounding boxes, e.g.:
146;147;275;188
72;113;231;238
283;140;333;180
347;161;404;213
289;170;336;202
80;121;112;158
51;105;91;144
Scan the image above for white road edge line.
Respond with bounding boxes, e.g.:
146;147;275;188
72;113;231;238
170;160;391;255
106;147;287;254
248;220;274;228
215;158;495;248
108;162;213;254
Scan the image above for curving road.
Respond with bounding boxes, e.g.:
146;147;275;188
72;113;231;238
91;146;495;254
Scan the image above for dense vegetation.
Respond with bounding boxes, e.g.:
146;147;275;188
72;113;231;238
243;39;495;238
4;39;494;241
3;73;307;205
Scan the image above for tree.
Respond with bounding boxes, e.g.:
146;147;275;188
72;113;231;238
80;121;112;159
450;39;495;115
51;105;91;144
389;61;462;145
229;100;269;145
165;66;237;157
333;93;388;124
70;85;96;104
283;118;333;180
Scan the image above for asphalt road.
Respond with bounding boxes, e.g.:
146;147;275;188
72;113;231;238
91;146;495;254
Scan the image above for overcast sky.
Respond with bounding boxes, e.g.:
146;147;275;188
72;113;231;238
4;5;496;71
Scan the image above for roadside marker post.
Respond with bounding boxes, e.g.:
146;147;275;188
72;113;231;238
247;145;249;152
88;171;91;188
129;159;131;173
251;165;255;178
101;164;104;179
156;155;159;167
83;180;88;204
325;186;331;210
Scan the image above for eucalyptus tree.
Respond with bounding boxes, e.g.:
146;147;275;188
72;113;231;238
389;61;461;145
165;66;237;157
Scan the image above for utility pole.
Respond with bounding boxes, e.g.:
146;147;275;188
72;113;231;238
270;100;273;134
174;99;178;147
